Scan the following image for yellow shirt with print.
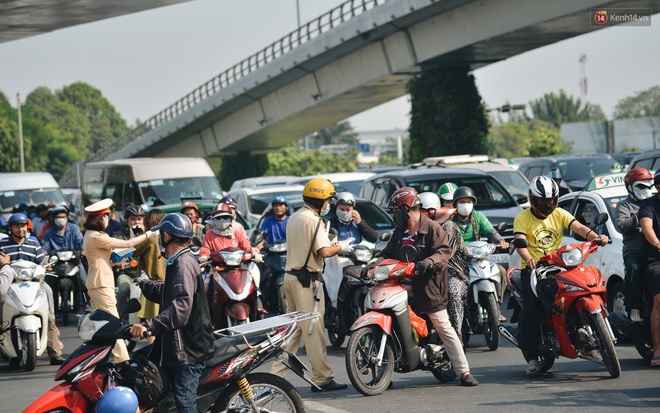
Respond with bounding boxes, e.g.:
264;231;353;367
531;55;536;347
513;207;576;268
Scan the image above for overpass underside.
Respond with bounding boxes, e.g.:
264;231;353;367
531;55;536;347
108;0;659;161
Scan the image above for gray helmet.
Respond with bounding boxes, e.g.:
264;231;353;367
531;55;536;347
335;192;356;206
124;204;145;218
452;186;477;207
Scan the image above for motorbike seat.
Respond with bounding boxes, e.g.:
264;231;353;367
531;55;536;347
205;332;270;366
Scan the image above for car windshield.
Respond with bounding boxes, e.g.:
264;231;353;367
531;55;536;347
488;171;528;196
332;180;364;196
604;196;626;233
138;177;223;205
405;176;515;208
558;158;621;183
249;191;304;216
327;202;395;230
0;188;66;212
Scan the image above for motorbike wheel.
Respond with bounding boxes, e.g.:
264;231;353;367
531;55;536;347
431;352;456;382
212;372;304;413
588;312;621;378
327;308;345;348
21;332;37;372
480;292;500;351
60;283;71;326
634;339;654;361
345;325;394;396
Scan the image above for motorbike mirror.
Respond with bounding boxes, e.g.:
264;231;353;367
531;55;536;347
594;212;609;226
512;238;529;249
496;222;507;232
512;193;528;205
121;298;142;318
251;229;265;245
400;244;417;262
380;232;392;242
49;255;59;263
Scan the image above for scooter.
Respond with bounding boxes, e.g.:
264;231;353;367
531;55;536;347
499;212;621;378
462;240;503;351
23;298;315;413
209;247;262;330
345;245;455;396
325;243;375;348
0;260;50;371
609;288;654;361
46;249;82;326
262;238;288;315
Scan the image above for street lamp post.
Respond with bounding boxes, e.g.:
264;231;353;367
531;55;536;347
489;103;526;122
17;93;25;172
296;0;301;28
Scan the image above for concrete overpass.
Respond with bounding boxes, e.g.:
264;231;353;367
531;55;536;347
61;0;658;185
0;0;190;44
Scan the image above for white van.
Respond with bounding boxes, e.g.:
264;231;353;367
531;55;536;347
0;172;67;221
82;158;223;211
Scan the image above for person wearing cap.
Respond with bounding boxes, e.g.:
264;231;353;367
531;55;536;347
259;195;291;245
130;213;215;413
0;213;65;365
637;169;660;366
549;168;571;197
219;196;247;235
180;201;204;245
270;178;349;393
329;192;377;244
83;198;160;363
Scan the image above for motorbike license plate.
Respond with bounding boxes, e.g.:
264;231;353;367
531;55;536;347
490;254;509;264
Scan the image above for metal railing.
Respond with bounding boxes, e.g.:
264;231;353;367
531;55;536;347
68;0;388;179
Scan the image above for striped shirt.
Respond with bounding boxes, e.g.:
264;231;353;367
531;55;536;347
0;236;46;264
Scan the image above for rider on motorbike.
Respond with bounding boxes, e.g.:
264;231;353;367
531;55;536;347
419;192;469;344
514;176;609;376
438;182;459;207
112;204;146;318
329;192;378;244
180;201;205;246
374;187;479;386
260;195;291;245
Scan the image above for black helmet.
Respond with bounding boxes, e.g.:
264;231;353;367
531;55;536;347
528;176;559;218
452;186;477;207
7;213;28;226
124;204;145;218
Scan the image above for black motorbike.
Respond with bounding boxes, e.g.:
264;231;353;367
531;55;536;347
609;289;654;361
261;238;288;315
46;250;83;326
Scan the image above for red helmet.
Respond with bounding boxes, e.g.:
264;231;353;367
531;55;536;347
624;167;654;201
389;187;420;209
624;167;653;186
211;203;232;219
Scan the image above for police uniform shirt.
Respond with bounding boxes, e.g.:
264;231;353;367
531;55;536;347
285;205;331;274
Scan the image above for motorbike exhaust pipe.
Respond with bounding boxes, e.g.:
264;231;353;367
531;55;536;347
498;325;519;347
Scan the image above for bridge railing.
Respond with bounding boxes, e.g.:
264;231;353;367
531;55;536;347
77;0;387;168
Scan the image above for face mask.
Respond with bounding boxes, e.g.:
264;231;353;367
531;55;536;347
336;209;352;223
214;218;231;231
54;218;67;228
393;208;410;229
456;202;473;217
320;203;331;216
632;181;655;201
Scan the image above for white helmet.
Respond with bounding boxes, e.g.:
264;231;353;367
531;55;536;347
528;176;559;218
419;192;441;210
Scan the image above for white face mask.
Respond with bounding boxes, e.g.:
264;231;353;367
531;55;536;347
632;180;656;201
456;202;473;217
320;203;331;216
102;216;109;229
336;209;352;223
54;218;67;228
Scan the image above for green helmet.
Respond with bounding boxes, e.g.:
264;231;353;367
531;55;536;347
452;186;477;207
438;182;459;202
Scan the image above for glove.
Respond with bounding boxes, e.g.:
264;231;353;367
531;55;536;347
337;237;355;254
198;256;209;264
145;229;159;238
415;260;431;275
254;253;264;263
360;266;372;280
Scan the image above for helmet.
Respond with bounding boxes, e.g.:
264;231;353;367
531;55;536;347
271;195;289;206
219;196;237;209
211;203;233;219
152;213;193;239
389;187;420;209
7;213;28;226
625;167;654;201
335;192;355;206
452;186;477;207
180;201;199;214
528;176;559;218
124;204;145;218
419;192;441;210
302;178;336;200
50;205;69;216
17;202;30;210
438;182;458;202
96;386;139;413
549;168;562;180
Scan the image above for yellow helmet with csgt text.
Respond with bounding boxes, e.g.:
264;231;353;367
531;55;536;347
302;178;336;200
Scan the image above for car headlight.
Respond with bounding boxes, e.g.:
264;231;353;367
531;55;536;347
466;241;495;260
270;243;287;253
57;251;74;261
560;247;584;267
354;248;372;263
220;250;245;266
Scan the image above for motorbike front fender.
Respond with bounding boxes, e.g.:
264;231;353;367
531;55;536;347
14;314;43;333
471;279;497;295
575;295;606;315
349;311;392;335
226;302;251;321
23;382;89;413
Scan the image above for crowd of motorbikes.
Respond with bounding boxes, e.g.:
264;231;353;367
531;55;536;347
3;208;652;411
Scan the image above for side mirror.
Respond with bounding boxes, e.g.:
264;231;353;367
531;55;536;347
380;232;392;241
594;212;609;226
512;194;528;205
496;222;507;232
121;298;142;318
400;244;417;262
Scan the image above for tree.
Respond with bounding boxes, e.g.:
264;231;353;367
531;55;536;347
613;85;660;119
407;66;489;162
0;92;21;172
265;146;358;176
307;121;359;146
528;122;572;157
529;89;606;128
487;122;533;158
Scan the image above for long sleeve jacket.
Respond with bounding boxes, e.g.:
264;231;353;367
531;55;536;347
616;196;644;257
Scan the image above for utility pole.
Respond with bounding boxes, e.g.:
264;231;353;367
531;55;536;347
296;0;301;28
579;54;588;98
17;93;25;172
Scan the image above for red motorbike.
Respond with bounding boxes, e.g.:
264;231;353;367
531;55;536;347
209;247;262;330
499;213;621;378
23;298;314;413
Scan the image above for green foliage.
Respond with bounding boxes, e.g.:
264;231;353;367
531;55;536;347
529;89;606;128
487;120;572;158
613;85;660;119
0;93;21;172
264;146;358;177
407;66;489;162
528;123;572;156
377;135;410;166
308;121;358;146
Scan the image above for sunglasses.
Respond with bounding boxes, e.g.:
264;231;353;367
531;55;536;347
634;183;654;190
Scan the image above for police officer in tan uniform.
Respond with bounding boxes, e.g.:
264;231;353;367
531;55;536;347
270;178;350;392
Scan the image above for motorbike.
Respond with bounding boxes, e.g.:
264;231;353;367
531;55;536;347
461;239;504;351
46;249;83;326
609;289;654;361
209;247;262;330
499;212;621;378
325;243;375;348
261;238;288;315
345;245;455;396
0;260;50;371
23;298;315;413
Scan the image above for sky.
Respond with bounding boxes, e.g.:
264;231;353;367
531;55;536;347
0;0;658;133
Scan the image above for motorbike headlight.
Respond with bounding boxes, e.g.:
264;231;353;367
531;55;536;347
15;268;34;281
560;248;584;267
466;242;495;260
373;264;396;281
354;248;372;263
220;250;245;266
270;243;287;253
564;284;585;293
57;251;74;261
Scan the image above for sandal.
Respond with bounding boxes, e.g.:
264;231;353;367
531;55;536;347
651;356;660;367
499;315;507;323
524;361;540;377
